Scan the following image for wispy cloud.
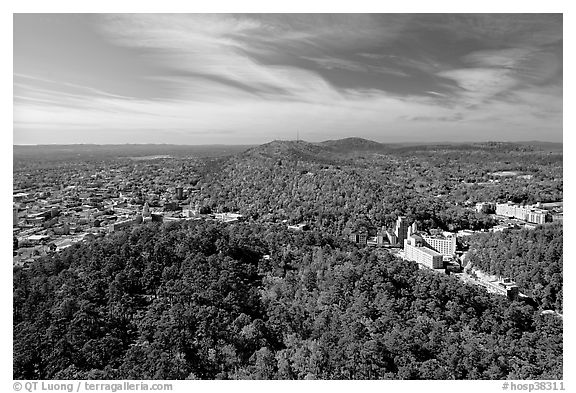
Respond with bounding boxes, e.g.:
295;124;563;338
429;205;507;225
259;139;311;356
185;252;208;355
99;14;347;104
13;14;562;144
304;56;409;77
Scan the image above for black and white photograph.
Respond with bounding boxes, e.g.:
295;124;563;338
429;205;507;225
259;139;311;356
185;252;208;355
10;9;566;388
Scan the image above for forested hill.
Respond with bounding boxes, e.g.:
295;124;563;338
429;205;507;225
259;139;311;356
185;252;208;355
466;224;563;312
238;139;559;163
239;137;387;163
14;221;562;380
241;140;339;163
198;139;562;236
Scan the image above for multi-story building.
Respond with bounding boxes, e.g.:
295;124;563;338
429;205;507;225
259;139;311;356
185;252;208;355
421;232;457;256
346;227;368;245
404;234;444;269
376;229;386;246
497;202;550;224
525;209;548;225
475;202;495;214
496;202;525;220
215;212;244;223
386;230;397;246
175;186;184;200
394;216;409;245
108;218;136;232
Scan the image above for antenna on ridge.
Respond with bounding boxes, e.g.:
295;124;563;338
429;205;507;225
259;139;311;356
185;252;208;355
297;130;299;142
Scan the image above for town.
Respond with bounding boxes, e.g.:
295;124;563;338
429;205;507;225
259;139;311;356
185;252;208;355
13;157;562;304
13;163;246;267
345;201;563;300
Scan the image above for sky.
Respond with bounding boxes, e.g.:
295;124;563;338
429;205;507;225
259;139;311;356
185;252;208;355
13;13;563;145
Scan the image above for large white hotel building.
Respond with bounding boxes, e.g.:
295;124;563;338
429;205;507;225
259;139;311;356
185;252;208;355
421;232;457;256
495;202;549;224
404;235;444;269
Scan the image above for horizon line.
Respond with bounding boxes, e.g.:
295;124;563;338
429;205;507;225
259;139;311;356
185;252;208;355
12;139;564;147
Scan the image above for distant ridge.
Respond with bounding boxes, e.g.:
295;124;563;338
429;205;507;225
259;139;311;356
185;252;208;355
13;144;254;161
319;137;387;152
13;138;561;162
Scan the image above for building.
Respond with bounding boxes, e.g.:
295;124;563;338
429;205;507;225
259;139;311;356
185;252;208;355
502;281;520;301
475;202;495;214
109;218;136;232
496;202;550;224
357;231;368;245
489;278;520;300
406;221;418;239
376;229;386;246
525;209;549;225
346;228;367;244
367;236;379;247
491;224;511;233
536;201;563;211
183;201;200;218
13;192;30;202
175;186;184;200
457;229;476;237
288;223;308;231
385;230;397;246
215;212;244;223
495;202;528;220
164;201;181;211
26;234;51;245
142;202;151;218
421;232;457;256
404;234;444;269
184;209;198;218
394;216;410;245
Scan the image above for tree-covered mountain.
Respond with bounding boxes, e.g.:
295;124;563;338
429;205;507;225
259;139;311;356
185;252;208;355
466;224;563;312
14;221;562;380
196;139;562;234
241;140;339;164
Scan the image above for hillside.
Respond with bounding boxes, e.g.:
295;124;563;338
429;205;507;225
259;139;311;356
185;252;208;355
241;140;334;162
319;137;387;152
14;221;563;379
240;137;389;165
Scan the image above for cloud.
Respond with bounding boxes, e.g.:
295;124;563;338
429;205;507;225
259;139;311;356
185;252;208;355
462;48;561;83
462;48;534;68
425;91;448;97
13;14;562;144
437;43;562;108
438;68;518;102
98;14;346;104
14;73;136;101
434;14;562;47
303;56;408;77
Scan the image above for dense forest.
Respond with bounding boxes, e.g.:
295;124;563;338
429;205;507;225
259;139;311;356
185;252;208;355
195;140;562;235
466;225;563;312
14;221;562;380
